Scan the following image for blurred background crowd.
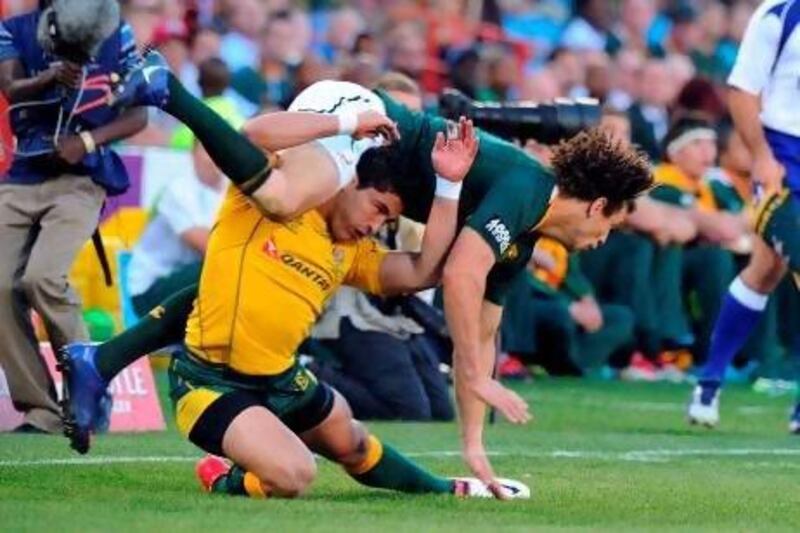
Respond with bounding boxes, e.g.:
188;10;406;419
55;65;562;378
4;0;797;421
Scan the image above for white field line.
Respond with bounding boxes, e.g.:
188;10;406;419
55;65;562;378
2;448;800;468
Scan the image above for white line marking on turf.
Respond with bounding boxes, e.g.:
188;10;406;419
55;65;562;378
2;448;800;467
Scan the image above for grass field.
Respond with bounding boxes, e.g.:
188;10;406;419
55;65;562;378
1;376;799;532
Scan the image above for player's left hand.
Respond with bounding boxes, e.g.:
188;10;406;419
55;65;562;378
353;110;400;142
55;134;87;165
432;117;479;183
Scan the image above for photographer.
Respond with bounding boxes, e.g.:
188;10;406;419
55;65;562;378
0;0;146;434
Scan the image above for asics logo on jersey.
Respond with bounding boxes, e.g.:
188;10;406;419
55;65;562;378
485;217;511;254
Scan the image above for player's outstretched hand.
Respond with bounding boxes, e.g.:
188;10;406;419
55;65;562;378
462;442;509;500
472;377;532;424
432;117;479;183
353;110;400;142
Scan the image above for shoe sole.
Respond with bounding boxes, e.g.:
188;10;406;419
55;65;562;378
55;347;90;455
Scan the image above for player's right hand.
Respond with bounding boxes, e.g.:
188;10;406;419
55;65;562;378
471;377;531;424
752;150;785;195
353;110;400;143
462;442;509;500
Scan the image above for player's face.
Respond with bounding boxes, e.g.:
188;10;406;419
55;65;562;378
565;199;627;251
329;186;403;242
675;138;717;180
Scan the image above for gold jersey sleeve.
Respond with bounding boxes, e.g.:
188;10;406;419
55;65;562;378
343;237;388;295
185;187;382;376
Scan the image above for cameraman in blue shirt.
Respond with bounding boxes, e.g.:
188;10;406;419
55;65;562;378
0;0;147;433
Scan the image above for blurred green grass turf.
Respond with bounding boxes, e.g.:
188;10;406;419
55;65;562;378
1;376;798;532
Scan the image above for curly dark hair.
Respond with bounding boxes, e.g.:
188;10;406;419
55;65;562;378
550;128;654;216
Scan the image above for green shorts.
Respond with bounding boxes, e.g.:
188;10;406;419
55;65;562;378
756;190;800;274
168;349;334;456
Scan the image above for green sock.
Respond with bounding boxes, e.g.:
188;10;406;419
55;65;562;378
350;441;454;494
163;74;271;193
94;284;198;382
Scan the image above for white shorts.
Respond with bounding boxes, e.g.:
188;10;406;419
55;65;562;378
288;80;387;188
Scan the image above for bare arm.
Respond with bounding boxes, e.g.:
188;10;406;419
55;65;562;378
443;228;494;395
728;88;769;158
728;88;784;192
378;195;460;294
87;107;148;146
245;111;401;221
443;229;530;498
55;108;148;165
250;143;342;221
0;58;83;103
242;110;398;152
0;59;55;102
379;119;479;294
687;208;746;245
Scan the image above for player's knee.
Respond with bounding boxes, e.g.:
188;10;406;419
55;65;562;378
262;456;317;498
333;421;371;468
744;249;787;292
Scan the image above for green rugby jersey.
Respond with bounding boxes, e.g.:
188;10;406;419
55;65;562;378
376;91;557;303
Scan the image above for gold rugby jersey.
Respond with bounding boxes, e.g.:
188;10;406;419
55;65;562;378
185;187;387;375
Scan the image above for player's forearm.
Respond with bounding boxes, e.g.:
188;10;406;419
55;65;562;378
443;266;488;385
454;354;488;446
242;112;342;152
728;88;770;157
688;209;742;244
406;196;459;287
0;64;57;103
87;108;148;146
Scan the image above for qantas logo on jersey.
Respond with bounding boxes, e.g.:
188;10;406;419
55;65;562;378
485;216;511;254
263;238;331;290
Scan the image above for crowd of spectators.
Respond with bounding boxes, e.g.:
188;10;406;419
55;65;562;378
5;0;796;419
